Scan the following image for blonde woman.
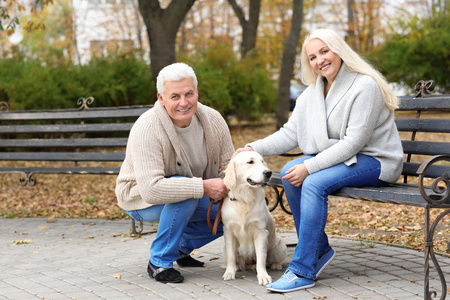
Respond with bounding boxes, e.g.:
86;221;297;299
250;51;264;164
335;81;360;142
234;29;403;292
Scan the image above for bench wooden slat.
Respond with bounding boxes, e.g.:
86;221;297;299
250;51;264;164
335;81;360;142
397;96;450;111
402;140;450;156
0;152;125;161
401;162;450;178
395;118;450;133
0;106;152;121
333;184;450;208
0;166;120;175
0;123;134;134
0;138;128;148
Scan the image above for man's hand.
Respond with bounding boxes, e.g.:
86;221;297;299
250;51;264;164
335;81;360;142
231;146;253;159
203;178;228;200
281;164;309;187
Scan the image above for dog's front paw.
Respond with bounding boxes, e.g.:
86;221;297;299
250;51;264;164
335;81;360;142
222;271;236;281
257;273;272;285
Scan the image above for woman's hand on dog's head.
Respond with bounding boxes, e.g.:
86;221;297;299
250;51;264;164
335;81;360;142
231;146;253;159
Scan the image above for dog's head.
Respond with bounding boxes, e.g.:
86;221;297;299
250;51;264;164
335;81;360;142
224;151;272;191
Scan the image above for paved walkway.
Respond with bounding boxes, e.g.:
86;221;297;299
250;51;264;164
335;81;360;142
0;218;448;300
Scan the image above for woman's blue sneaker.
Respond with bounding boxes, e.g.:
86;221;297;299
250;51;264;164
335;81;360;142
266;270;315;293
315;248;336;278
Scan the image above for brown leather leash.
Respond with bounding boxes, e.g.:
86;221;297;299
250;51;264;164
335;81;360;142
207;166;226;235
207;198;223;236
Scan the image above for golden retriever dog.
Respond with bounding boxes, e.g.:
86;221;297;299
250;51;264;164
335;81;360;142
221;151;287;285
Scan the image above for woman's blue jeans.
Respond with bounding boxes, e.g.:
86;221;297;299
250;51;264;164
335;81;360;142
124;191;222;269
281;154;387;280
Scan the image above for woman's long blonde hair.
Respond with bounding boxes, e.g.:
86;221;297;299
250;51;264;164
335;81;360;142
300;29;398;110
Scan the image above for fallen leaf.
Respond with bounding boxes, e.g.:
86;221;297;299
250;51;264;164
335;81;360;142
404;224;421;231
82;222;96;226
347;233;359;238
38;226;49;229
12;239;32;245
112;273;121;279
387;227;400;232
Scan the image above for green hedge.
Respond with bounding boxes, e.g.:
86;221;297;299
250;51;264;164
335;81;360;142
0;52;154;110
186;43;277;121
0;46;277;120
369;11;449;93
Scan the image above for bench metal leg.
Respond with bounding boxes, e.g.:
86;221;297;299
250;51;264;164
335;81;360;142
278;188;292;215
131;218;144;235
424;207;449;300
265;185;281;212
265;185;293;215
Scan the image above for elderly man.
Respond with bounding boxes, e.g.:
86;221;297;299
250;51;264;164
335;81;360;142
116;63;235;283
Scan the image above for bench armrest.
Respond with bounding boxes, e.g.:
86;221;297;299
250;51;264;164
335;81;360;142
279;151;304;157
417;155;450;205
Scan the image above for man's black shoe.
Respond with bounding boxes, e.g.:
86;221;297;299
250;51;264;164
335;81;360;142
176;251;205;267
147;261;184;283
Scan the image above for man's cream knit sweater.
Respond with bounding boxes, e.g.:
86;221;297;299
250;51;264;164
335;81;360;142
116;101;235;211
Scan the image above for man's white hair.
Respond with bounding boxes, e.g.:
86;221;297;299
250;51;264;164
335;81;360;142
156;62;198;97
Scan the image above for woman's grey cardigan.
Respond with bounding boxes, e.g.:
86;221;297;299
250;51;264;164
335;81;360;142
248;64;403;183
116;101;235;211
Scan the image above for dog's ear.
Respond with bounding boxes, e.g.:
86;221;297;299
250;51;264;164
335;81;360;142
223;161;236;189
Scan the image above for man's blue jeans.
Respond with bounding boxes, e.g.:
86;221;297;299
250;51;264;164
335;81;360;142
124;193;222;269
281;154;387;280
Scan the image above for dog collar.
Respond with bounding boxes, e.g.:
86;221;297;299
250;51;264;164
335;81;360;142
228;189;237;201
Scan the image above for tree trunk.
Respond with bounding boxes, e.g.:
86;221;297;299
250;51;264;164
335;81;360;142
276;0;303;130
347;0;357;49
366;0;374;52
138;0;196;84
227;0;261;58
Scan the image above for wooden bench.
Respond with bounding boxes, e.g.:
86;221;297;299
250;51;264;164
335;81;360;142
266;81;450;300
0;97;152;231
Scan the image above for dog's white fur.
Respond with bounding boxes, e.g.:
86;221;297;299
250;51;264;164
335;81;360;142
221;151;287;285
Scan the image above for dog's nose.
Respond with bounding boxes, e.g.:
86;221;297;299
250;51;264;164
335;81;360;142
263;170;272;178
